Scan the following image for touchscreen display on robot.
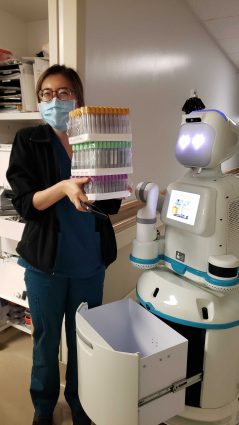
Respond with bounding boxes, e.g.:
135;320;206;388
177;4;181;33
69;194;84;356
166;189;200;226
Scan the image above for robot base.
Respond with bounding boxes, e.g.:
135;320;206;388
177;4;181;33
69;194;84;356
136;268;239;425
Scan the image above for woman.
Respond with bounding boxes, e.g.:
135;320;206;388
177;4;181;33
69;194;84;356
7;64;121;425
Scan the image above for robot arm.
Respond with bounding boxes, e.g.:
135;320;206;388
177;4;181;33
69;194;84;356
135;182;166;215
135;182;159;242
130;182;165;269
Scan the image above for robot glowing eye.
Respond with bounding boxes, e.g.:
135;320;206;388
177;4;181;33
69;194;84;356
178;135;191;150
192;134;205;150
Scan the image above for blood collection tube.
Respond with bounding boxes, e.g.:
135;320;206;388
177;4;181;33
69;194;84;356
67;111;72;137
95;107;100;133
71;144;76;169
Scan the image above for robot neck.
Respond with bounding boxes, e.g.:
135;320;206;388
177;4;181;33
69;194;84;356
187;165;223;179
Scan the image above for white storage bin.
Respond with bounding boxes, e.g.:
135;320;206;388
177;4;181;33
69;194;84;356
76;298;188;425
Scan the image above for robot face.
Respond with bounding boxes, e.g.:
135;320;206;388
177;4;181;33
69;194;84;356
175;123;215;167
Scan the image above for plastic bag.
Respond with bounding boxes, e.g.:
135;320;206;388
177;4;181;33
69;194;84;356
0;48;14;63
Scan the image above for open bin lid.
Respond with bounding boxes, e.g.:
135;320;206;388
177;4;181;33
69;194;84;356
76;298;188;425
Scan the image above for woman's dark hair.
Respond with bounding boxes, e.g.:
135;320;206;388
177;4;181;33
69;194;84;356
36;64;85;106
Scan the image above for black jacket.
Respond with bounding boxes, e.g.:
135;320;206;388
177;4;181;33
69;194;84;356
6;124;121;273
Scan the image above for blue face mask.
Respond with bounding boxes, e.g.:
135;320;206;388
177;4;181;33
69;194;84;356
39;97;76;131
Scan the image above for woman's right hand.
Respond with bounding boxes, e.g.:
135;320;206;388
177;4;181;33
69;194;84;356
62;177;90;211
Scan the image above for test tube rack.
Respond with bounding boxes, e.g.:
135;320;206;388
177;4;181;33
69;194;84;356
68;106;133;201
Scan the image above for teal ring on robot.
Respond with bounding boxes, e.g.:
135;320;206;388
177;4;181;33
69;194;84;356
129;254;161;270
164;256;239;292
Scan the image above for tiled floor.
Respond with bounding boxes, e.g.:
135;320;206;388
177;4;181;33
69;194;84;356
0;327;72;425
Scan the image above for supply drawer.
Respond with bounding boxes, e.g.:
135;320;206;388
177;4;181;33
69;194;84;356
76;298;188;425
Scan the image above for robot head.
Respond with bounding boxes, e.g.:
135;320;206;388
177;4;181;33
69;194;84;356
175;109;239;169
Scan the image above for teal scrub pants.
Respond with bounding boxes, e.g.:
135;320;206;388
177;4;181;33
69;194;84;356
25;268;105;417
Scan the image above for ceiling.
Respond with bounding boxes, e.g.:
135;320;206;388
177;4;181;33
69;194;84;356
0;0;238;70
0;0;48;22
187;0;239;70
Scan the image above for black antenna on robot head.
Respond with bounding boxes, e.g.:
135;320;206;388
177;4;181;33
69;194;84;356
182;89;206;114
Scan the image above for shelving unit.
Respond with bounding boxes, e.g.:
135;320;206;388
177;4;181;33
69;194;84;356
0;257;30;335
0;321;31;335
0;3;45;333
0;52;43;337
0;112;42;145
0;207;29;336
0;112;41;120
11;322;31;334
0;265;27;308
0;0;82;359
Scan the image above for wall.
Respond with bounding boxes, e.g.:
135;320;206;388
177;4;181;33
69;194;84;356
27;20;49;57
103;238;141;303
82;0;239;301
0;10;27;59
84;0;239;189
0;8;48;59
103;224;143;303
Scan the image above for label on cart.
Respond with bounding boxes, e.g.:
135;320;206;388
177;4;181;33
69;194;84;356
176;251;185;262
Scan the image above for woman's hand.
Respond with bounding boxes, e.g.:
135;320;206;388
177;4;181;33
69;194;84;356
62;177;91;211
33;177;90;212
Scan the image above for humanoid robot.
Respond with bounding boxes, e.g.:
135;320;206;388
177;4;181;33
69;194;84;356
130;108;239;425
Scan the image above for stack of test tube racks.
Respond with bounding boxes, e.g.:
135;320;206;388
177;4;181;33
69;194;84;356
68;106;133;200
